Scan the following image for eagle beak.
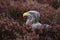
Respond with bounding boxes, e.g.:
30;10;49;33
23;12;30;17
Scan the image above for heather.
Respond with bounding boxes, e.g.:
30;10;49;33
0;0;60;40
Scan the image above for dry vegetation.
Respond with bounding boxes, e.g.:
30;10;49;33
0;0;60;40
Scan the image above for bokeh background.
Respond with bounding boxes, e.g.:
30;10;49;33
0;0;60;40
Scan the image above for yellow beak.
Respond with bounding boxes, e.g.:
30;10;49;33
23;12;30;17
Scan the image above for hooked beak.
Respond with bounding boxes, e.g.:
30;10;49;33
23;12;30;17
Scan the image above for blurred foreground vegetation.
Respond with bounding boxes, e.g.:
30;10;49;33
0;0;60;40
